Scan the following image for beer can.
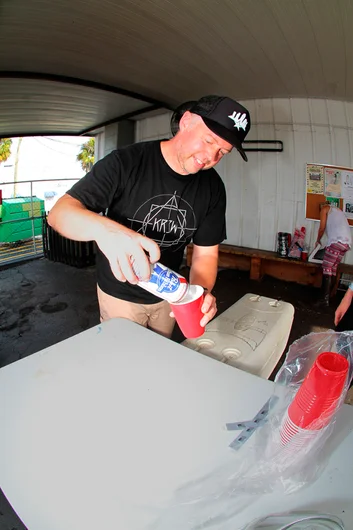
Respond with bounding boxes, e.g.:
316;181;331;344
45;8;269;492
135;261;189;302
277;232;290;257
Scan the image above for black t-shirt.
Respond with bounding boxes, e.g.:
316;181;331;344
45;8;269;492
67;140;226;303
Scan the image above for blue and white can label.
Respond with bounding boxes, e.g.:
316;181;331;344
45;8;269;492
136;262;189;302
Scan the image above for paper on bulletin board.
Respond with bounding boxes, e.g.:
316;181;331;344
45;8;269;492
324;167;342;197
344;199;353;219
306;164;324;193
342;170;353;199
325;196;339;207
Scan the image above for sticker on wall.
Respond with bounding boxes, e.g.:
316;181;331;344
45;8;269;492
342;169;353;199
306;164;324;194
324;167;342;197
343;199;353;219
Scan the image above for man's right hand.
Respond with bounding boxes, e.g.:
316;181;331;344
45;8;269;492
96;223;160;284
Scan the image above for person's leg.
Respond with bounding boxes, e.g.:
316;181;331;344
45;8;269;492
318;243;350;306
329;242;350;277
144;299;175;338
320;275;332;307
326;242;350;297
97;285;149;327
322;244;335;277
317;246;335;307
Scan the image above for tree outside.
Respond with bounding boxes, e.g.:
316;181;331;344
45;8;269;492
77;137;95;173
13;137;23;197
0;138;12;165
0;138;12;219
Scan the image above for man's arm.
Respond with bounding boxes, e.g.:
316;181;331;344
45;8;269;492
316;204;329;246
48;194;113;242
48;194;160;284
189;244;219;326
189;243;219;292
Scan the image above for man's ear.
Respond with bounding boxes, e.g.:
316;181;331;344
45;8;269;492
179;110;192;131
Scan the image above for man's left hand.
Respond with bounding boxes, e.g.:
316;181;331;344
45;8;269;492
200;291;217;327
169;291;218;328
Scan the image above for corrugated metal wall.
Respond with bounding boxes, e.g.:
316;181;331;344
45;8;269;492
135;98;353;264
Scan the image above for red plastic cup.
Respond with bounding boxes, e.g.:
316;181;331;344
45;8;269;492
301;251;308;261
170;285;205;339
288;352;348;430
280;412;318;447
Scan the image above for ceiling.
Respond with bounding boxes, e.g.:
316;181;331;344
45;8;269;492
1;0;353;137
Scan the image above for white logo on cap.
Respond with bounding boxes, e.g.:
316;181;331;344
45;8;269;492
228;111;248;131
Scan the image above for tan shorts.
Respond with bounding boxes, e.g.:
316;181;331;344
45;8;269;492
97;285;175;338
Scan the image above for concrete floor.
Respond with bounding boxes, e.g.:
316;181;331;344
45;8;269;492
0;258;340;370
0;257;346;529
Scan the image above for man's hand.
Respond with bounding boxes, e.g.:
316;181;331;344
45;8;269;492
200;291;217;327
96;223;160;284
169;290;217;328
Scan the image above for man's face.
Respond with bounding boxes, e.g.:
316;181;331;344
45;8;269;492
176;112;233;174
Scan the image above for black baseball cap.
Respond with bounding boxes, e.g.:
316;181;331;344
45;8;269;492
189;95;251;161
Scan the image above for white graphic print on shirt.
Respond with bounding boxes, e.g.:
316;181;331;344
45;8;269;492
128;192;197;251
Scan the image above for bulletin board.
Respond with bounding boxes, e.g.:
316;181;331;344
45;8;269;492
305;162;353;226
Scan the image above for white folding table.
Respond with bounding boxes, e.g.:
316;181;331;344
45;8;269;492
0;318;352;529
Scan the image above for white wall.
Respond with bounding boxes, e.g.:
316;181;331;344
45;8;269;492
101;124;119;158
135;98;353;265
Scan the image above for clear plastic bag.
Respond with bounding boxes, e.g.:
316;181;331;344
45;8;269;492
243;511;345;529
240;331;353;493
239;330;353;495
150;331;353;530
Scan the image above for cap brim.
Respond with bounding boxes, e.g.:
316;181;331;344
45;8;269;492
202;117;248;162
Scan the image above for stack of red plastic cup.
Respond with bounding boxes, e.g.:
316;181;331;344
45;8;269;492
280;352;349;446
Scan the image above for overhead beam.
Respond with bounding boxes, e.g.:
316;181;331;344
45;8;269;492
0;131;91;138
0;71;172;109
79;104;164;135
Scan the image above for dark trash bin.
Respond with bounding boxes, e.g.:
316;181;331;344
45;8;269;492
42;213;95;268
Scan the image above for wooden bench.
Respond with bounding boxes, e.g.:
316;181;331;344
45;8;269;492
186;243;353;293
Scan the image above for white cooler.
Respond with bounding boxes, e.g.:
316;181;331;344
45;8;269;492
182;293;295;379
